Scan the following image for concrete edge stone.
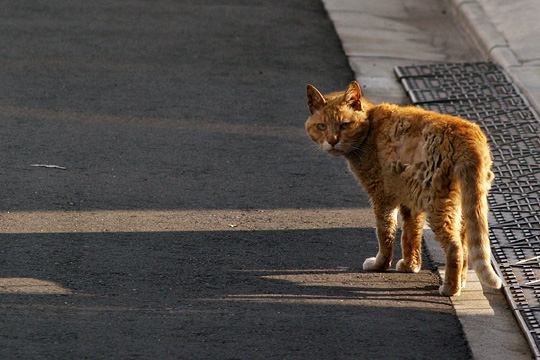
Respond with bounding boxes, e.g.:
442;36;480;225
489;46;521;67
447;0;520;67
423;229;532;360
447;0;540;121
503;67;540;120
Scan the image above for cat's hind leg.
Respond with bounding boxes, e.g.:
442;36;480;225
429;200;463;296
396;205;425;273
460;214;468;288
363;205;398;271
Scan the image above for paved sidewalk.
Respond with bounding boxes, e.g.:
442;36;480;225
322;0;479;104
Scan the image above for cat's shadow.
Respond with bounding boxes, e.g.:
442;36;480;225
243;268;448;307
0;228;446;308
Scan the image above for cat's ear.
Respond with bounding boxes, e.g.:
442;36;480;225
306;84;327;114
344;80;363;111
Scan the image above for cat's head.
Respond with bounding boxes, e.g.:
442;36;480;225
305;81;370;156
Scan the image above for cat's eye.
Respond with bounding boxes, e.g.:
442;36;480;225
316;123;327;131
340;122;352;130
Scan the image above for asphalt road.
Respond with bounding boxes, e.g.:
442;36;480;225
1;1;472;359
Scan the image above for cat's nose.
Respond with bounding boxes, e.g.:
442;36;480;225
327;135;339;146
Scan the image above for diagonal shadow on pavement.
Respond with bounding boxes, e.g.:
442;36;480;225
0;228;470;359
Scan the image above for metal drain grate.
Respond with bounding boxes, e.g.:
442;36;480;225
395;62;540;358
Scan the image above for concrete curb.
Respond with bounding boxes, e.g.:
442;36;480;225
447;0;540;116
447;0;520;67
423;230;532;360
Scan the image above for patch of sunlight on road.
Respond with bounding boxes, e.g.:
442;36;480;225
0;278;72;295
0;104;303;139
0;208;376;233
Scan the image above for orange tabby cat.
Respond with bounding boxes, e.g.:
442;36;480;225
305;81;502;296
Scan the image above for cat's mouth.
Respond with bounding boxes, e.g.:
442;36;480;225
320;140;347;155
327;148;344;156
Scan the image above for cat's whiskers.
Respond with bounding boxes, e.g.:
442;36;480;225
339;141;362;154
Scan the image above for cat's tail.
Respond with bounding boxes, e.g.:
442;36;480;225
458;163;502;290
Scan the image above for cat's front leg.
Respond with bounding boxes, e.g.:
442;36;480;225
396;205;425;273
363;205;398;271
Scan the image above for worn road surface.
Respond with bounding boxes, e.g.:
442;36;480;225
1;1;477;358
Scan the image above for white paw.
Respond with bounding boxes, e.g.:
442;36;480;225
396;259;420;273
362;257;379;271
362;256;390;271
